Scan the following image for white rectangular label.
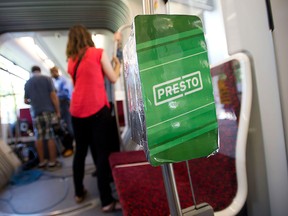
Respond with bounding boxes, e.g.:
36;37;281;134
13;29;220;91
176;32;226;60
153;71;203;106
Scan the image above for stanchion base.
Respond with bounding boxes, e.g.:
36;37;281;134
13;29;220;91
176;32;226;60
182;203;214;216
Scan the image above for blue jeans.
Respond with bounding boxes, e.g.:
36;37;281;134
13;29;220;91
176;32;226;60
59;99;74;150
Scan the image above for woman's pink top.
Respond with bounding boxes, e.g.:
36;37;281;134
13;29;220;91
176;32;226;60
67;47;109;118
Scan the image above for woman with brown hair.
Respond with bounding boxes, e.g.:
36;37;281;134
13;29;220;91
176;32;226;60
66;24;121;212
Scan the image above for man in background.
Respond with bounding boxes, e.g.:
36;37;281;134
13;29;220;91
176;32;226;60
50;66;74;157
24;65;61;170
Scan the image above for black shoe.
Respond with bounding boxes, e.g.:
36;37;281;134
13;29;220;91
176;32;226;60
47;161;62;171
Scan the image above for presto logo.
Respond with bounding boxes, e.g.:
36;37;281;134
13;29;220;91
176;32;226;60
153;71;203;106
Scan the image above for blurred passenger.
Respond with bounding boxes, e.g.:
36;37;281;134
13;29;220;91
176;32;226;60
24;65;61;170
50;66;74;157
66;24;121;212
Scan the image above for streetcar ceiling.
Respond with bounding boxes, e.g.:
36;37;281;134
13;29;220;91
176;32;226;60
0;0;133;76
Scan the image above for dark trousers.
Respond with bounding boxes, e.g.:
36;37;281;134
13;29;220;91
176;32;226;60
59;99;74;150
72;106;114;206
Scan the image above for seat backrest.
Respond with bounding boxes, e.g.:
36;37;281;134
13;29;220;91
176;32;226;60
211;53;252;216
158;52;252;215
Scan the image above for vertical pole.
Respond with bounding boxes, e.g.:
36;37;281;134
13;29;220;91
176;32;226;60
113;24;132;149
162;163;183;216
141;0;182;215
142;0;154;15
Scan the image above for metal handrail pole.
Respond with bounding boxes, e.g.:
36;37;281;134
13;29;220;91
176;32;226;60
142;0;182;215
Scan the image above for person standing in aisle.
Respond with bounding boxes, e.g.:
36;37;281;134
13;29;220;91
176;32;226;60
50;66;74;157
24;65;61;170
66;24;121;212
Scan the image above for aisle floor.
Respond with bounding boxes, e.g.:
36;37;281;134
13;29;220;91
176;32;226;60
0;150;123;216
